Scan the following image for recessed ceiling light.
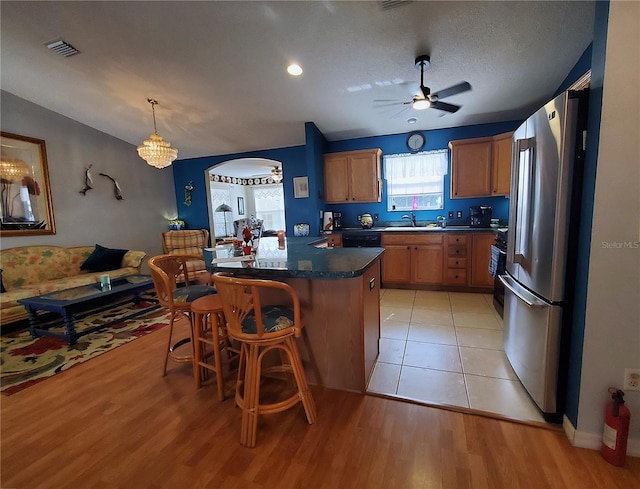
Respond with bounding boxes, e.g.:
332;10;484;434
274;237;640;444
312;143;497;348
287;64;303;76
407;117;418;124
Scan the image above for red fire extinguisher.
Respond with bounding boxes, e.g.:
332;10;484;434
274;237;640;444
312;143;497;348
601;387;631;466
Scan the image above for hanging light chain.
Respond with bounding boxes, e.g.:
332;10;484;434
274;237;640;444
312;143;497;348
147;98;159;134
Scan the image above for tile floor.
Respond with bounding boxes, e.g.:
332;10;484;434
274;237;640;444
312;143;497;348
367;288;546;424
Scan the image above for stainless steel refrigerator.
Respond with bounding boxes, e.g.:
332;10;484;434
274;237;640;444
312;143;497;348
500;89;588;420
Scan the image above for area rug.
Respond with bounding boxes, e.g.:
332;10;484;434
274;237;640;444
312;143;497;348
0;300;169;395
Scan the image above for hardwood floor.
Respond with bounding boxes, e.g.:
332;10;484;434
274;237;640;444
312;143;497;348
2;321;638;489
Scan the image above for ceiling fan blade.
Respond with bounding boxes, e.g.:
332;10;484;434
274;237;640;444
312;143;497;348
389;106;411;119
373;101;411;108
430;101;461;113
430;81;472;100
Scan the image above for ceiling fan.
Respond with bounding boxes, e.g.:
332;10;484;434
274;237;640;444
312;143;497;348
374;55;472;114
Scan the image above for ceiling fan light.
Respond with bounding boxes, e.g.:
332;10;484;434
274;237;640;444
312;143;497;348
412;99;431;110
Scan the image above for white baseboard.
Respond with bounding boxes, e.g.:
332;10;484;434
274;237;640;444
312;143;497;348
563;414;640;457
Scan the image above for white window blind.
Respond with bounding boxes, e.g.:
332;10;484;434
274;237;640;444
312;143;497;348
210;187;232;238
383;149;448;211
253;184;285;231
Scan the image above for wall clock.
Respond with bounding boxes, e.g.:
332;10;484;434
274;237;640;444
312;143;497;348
407;131;425;152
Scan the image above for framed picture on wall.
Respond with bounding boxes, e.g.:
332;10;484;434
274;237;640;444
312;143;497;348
237;196;245;215
293;176;309;199
0;132;56;236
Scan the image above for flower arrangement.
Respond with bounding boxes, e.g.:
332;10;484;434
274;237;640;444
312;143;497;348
241;226;254;255
168;219;185;230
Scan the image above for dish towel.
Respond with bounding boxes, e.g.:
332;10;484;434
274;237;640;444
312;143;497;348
489;245;500;278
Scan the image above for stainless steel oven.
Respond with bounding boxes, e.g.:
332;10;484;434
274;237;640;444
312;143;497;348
492;229;508;317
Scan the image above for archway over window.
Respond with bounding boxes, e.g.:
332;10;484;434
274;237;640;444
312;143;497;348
205;158;286;242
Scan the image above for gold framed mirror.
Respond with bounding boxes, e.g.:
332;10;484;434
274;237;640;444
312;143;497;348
1;132;56;236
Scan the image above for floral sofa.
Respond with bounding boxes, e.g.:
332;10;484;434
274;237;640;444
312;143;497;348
0;245;146;327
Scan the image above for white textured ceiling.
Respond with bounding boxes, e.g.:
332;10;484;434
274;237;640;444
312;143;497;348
1;1;595;162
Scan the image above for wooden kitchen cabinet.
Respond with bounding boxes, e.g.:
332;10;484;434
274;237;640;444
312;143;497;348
324;233;342;248
380;241;411;283
445;234;469;286
449;132;513;199
470;232;496;287
381;233;444;286
324;148;382;203
491;132;513;196
449;138;493;198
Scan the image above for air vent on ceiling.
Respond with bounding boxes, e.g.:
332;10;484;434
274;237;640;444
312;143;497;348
46;39;80;57
379;0;413;10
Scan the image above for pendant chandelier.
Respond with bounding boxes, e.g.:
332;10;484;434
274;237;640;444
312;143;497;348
137;98;178;169
270;165;283;183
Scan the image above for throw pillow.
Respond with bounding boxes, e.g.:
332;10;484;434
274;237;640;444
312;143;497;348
80;244;128;272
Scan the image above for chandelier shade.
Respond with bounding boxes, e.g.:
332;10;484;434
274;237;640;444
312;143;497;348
137;98;178;169
270;165;283;182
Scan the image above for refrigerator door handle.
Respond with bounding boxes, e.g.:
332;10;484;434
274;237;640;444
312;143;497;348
512;138;535;265
499;274;546;308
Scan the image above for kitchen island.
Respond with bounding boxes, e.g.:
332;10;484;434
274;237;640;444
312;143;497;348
204;237;384;393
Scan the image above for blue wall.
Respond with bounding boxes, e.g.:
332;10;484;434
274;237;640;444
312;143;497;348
324;121;520;227
172;145;307;236
172;119;521;237
565;4;609;427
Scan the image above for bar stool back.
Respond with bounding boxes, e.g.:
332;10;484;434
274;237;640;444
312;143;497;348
149;254;216;376
212;272;317;448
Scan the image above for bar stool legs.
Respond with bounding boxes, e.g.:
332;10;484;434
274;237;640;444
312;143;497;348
191;295;238;401
236;337;317;448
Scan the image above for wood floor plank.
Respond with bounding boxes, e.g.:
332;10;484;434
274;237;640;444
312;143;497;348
2;325;639;489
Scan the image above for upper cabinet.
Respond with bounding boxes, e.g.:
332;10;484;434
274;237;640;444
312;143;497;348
324;149;382;203
491;132;513;196
448;132;513;199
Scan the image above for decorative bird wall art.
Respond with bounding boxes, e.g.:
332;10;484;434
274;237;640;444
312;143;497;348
99;173;123;200
79;164;93;195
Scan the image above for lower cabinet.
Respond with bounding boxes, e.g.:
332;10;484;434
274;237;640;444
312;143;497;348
381;234;444;286
470;232;496;287
324;233;342;248
445;234;468;286
381;231;496;290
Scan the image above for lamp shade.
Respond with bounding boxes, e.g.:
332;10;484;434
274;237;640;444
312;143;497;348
215;203;233;213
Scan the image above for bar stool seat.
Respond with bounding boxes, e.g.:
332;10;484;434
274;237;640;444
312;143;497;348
190;294;239;401
212;272;317;448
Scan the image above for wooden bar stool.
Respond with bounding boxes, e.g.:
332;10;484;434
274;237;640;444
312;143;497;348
148;254;217;376
190;294;239;401
212;272;316;448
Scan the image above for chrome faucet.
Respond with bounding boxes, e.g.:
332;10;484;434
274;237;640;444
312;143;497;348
401;212;417;227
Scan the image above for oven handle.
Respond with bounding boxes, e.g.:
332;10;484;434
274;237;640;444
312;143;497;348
498;274;546;308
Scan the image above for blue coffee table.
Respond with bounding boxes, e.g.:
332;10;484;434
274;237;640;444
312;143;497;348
18;274;158;345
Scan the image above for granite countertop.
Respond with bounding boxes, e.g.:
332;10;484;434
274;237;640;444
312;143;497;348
204;236;384;280
335;226;503;233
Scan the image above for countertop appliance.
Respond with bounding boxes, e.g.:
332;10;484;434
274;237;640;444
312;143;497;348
333;212;343;230
469;205;492;228
342;231;381;248
500;89;588;422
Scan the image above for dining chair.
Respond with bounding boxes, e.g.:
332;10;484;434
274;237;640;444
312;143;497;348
211;272;317;448
148;254;216;376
